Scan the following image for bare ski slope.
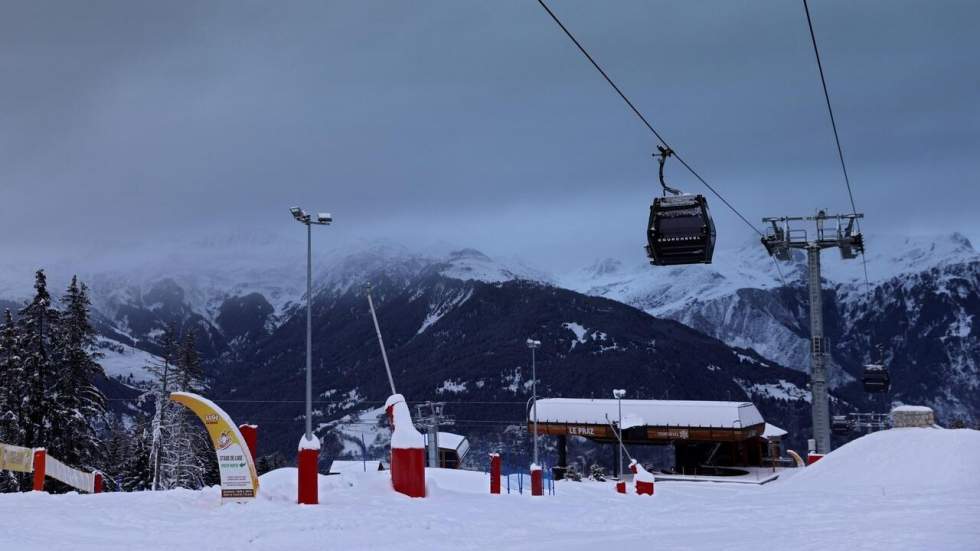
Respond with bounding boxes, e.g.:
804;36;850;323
1;428;977;550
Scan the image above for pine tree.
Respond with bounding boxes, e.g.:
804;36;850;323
121;415;153;492
172;329;212;489
50;276;107;470
101;413;130;491
0;312;20;494
16;270;60;454
149;327;211;490
175;329;205;393
147;324;178;490
0;310;24;447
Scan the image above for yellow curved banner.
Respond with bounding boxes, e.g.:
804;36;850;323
170;391;260;503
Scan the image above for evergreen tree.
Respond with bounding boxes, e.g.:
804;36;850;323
147;324;178;490
175;329;205;393
0;309;24;447
149;326;211;490
50;276;107;469
101;413;130;491
16;270;60;453
121;415;153;492
172;329;212;489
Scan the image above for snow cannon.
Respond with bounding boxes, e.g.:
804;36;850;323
385;394;426;498
629;460;654;496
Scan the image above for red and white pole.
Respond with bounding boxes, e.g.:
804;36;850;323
32;449;46;492
530;463;543;496
297;435;319;505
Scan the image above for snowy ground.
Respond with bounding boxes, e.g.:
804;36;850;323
2;428;978;551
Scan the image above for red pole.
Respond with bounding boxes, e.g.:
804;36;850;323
239;424;258;465
94;472;103;494
530;466;543;496
489;453;501;494
297;436;320;505
32;449;46;492
390;447;426;498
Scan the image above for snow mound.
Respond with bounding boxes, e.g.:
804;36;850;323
257;467;383;503
787;428;980;495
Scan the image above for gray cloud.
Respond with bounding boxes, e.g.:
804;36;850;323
1;0;978;272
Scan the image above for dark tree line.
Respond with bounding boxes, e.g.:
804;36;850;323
0;270;106;491
0;270;214;493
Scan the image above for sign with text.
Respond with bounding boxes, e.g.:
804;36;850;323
0;443;34;473
170;392;259;503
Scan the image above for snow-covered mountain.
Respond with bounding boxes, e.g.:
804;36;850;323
566;233;980;422
0;239;549;381
1;232;975;428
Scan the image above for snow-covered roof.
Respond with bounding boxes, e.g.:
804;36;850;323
763;423;788;439
422;432;471;460
534;398;765;429
891;405;934;413
329;460;384;474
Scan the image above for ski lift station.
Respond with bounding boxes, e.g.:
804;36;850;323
422;432;471;469
531;398;785;475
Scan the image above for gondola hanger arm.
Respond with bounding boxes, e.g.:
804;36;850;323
655;145;681;196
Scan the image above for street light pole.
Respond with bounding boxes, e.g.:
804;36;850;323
527;338;542;466
613;389;625;479
291;207;331;506
305;222;312;440
290;207;332;441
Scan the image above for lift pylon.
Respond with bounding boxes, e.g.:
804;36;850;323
761;210;864;454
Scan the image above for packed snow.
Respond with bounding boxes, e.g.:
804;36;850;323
1;428;976;550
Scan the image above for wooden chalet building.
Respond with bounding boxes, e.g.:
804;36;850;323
529;398;776;476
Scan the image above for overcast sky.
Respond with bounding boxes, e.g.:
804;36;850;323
2;0;978;273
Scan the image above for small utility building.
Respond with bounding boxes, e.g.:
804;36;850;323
422;432;471;469
531;398;771;473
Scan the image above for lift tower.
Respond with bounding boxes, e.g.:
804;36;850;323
761;211;864;454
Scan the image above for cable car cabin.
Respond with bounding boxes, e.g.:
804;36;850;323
862;364;891;393
831;415;851;435
646;194;716;265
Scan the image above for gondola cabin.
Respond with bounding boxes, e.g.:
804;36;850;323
646;194;716;265
862;364;890;393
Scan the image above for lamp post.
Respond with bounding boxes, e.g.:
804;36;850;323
290;207;331;505
613;389;626;479
290;207;332;440
526;338;542;466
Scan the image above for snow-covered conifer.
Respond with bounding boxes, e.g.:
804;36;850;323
121;415;154;492
0;309;24;447
16;270;60;452
49;276;107;470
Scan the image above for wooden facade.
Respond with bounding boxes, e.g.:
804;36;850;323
533;421;765;444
